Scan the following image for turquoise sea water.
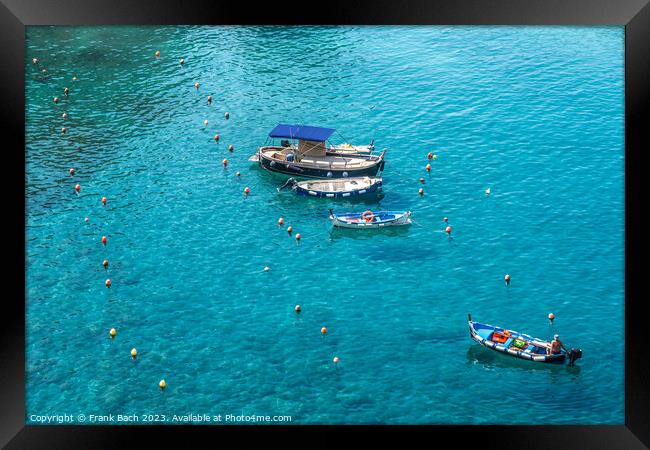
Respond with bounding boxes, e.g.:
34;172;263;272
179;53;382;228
25;26;624;424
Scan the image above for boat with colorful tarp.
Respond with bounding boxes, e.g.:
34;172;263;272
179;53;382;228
329;209;411;228
278;176;382;198
468;314;582;365
255;124;385;179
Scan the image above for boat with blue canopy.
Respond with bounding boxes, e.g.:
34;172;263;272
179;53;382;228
329;209;411;228
254;124;385;179
468;314;582;365
278;176;382;198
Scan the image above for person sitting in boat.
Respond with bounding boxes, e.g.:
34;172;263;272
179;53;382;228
547;334;567;355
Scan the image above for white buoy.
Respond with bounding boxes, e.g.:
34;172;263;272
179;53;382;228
485;187;491;196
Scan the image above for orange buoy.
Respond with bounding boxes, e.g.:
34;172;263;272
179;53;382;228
236;171;241;177
109;328;116;338
61;127;67;134
214;134;220;142
207;95;212;104
69;168;75;176
63;87;69;96
222;159;228;167
445;226;452;234
155;50;161;58
333;356;339;364
419;177;425;184
321;327;327;335
101;236;107;245
295;233;301;241
105;279;111;288
427;152;433;160
228;144;234;152
504;274;511;285
295;305;301;313
426;163;431;172
418;188;424;195
224;112;230;119
194;82;200;89
287;226;293;235
53;97;59;104
244;187;250;195
101;197;107;205
278;217;284;226
74;184;80;192
102;259;109;269
179;58;185;65
548;313;555;322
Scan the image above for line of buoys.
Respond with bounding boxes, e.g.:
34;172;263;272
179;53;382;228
504;274;511;285
131;348;137;359
155;50;161;58
102;236;107;245
103;259;109;269
222;159;228;167
278;217;284;226
105;279;111;288
75;184;81;192
295;305;301;313
109;328;116;338
228;144;234;152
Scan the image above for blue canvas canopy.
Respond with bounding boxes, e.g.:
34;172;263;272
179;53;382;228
269;124;335;142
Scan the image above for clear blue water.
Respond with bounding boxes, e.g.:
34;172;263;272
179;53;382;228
25;26;624;424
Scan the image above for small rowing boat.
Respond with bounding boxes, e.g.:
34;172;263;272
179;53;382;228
468;314;582;365
278;177;382;198
329;210;411;228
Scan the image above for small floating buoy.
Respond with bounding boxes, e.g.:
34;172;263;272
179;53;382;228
295;305;301;313
485;187;491;196
155;50;160;58
101;236;107;245
159;379;166;390
321;327;327;335
194;82;200;90
207;95;212;104
222;159;228;167
228;144;234;152
69;168;75;176
101;197;107;205
244;186;250;195
102;259;109;269
224;112;230;120
84;217;89;223
179;58;185;65
548;313;555;322
504;274;511;285
445;226;452;234
333;356;339;364
74;184;80;192
278;217;284;226
295;233;301;241
61;127;67;134
263;266;270;272
443;217;448;223
109;328;116;338
214;134;220;142
131;348;137;359
432;154;437;160
419;177;425;184
53;97;59;104
63;87;69;96
425;163;431;172
62;112;68;119
236;171;241;177
287;226;293;235
72;76;78;81
32;58;39;65
105;279;111;288
418;188;424;195
427;152;433;160
203;119;209;126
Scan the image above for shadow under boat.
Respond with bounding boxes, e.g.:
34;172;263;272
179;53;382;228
465;345;581;376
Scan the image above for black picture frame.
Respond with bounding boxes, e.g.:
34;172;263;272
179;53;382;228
2;1;648;448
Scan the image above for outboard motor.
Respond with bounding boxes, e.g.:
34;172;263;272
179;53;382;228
278;177;297;191
568;348;582;366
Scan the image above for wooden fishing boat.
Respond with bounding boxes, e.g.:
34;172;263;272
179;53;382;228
468;314;582;365
329;210;411;228
278;177;382;198
255;124;385;179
